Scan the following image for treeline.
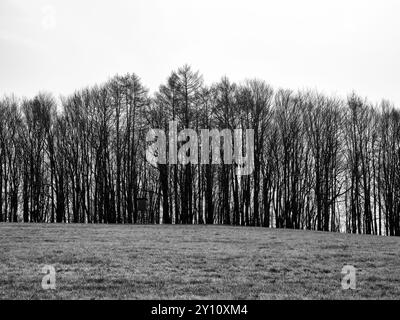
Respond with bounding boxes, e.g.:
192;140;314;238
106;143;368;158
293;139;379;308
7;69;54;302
0;65;399;236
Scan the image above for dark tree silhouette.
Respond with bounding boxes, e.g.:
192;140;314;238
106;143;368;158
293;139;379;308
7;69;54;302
0;66;399;236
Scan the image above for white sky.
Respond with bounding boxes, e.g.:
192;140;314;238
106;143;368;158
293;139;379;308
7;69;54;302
0;0;399;105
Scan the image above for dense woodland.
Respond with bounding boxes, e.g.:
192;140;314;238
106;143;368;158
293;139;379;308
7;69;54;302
0;65;399;236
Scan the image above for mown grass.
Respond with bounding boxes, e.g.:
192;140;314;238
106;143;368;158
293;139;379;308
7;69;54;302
0;223;399;299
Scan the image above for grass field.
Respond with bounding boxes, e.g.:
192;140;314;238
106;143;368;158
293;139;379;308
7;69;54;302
0;223;399;299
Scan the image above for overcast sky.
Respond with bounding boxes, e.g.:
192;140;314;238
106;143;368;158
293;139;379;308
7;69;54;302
0;0;399;105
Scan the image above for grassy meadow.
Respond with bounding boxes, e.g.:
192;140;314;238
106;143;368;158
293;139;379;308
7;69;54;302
0;223;399;299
